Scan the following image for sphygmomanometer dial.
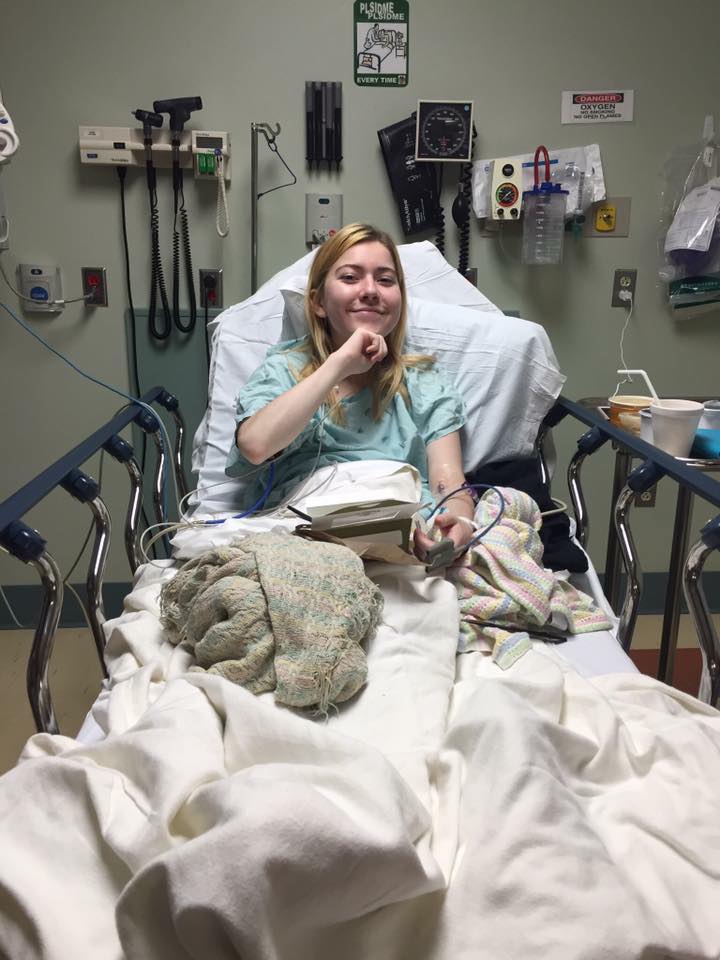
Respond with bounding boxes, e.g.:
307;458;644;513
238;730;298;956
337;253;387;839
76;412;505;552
421;107;467;157
415;100;473;162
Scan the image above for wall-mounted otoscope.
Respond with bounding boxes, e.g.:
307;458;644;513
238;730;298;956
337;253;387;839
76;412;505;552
152;96;203;335
133;109;172;340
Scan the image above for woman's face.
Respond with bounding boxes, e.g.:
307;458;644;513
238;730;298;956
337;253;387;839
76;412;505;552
312;240;403;347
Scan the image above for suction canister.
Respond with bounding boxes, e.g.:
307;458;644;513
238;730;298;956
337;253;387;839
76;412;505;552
521;145;568;266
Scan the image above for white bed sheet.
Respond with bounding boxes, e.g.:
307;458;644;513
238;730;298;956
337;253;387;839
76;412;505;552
4;530;720;960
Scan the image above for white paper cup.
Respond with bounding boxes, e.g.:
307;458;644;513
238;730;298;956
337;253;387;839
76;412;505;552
650;400;704;457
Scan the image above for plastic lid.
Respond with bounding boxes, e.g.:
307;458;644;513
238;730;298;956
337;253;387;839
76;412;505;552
523;182;569;197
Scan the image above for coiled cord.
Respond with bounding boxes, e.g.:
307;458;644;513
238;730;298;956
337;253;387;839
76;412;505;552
453;126;477;276
175;206;196;333
434;164;445;254
215;154;230;237
149;191;172;340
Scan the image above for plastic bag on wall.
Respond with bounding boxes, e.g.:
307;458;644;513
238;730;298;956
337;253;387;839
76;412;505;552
471;144;606;220
659;117;720;319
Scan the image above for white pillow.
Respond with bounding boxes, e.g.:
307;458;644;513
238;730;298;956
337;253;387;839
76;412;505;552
191;244;564;512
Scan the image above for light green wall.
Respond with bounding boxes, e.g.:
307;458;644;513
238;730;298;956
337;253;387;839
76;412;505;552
1;0;719;587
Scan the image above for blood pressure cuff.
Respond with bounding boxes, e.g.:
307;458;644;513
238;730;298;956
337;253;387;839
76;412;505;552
466;456;589;574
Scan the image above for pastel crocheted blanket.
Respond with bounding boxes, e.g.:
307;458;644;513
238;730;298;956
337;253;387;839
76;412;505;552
447;487;612;668
159;531;383;712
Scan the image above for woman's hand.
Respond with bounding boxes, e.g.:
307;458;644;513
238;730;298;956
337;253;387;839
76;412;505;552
331;329;387;379
413;511;475;563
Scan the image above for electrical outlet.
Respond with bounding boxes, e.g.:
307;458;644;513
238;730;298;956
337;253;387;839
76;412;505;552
81;266;108;306
635;486;657;508
199;268;223;309
611;268;637;307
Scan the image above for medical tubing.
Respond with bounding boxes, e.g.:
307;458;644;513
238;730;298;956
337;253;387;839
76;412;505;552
0;300;179;524
533;145;551;187
428;483;507;555
178;395;340;522
203;461;276;525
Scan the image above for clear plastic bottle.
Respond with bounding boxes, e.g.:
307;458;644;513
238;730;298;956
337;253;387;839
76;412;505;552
521;182;567;265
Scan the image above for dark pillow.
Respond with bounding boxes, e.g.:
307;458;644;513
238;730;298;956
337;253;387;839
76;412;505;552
465;456;588;573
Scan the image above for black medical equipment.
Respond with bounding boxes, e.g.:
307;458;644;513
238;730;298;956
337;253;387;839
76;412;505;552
305;82;343;171
377;114;443;241
132;108;172;341
152;96;203;336
378;109;477;274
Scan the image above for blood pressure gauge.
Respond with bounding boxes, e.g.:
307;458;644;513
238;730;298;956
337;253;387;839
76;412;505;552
415;100;474;162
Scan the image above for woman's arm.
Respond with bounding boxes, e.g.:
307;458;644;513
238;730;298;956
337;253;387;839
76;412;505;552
414;430;475;558
236;329;387;464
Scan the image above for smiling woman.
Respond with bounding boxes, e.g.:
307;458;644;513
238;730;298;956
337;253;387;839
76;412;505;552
227;223;476;560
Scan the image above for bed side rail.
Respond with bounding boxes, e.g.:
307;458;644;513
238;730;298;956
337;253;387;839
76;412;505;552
546;396;720;704
0;387;188;734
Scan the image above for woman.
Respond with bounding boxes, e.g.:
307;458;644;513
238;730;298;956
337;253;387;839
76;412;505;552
227;223;476;560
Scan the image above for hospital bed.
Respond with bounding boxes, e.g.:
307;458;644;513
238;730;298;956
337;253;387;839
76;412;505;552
1;241;720;960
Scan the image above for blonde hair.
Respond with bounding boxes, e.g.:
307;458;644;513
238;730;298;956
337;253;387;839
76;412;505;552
295;223;433;424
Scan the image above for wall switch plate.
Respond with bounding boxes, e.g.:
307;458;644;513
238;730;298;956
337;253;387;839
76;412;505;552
17;263;63;312
583;196;631;237
611;268;637;307
199;268;223;309
81;266;108;306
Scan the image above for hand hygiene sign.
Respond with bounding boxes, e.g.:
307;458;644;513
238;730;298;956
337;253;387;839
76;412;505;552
561;90;634;124
354;0;409;87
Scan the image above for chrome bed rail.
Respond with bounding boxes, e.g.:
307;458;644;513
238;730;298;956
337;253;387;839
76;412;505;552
545;397;720;705
0;387;188;733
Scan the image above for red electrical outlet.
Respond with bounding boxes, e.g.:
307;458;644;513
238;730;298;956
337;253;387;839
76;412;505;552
81;266;108;307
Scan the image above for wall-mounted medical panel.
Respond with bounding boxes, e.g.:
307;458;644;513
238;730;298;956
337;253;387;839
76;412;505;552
78;127;231;180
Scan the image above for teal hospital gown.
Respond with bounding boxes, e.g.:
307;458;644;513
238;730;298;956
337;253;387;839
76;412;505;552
226;338;466;511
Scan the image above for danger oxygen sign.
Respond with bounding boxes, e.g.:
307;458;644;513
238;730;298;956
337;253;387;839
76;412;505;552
561;90;634;124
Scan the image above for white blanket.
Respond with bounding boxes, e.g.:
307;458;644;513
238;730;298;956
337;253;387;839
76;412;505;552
1;544;719;959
